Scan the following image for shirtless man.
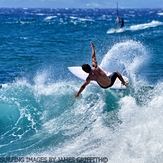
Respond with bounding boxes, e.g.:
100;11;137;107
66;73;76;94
74;42;129;98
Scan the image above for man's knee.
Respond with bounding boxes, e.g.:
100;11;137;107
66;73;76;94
114;71;120;76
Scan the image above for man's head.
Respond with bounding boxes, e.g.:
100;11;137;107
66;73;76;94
82;64;91;73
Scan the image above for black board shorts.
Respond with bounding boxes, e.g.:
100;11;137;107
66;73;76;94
108;72;118;87
97;72;118;89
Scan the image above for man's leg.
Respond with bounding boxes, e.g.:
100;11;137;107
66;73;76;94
115;71;129;87
115;71;125;83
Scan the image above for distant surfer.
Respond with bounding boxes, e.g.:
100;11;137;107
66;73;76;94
74;42;129;98
120;18;124;28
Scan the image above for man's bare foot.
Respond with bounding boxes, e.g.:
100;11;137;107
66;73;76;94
122;81;129;88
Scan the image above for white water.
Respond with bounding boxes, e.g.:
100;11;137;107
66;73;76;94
22;40;163;163
2;40;163;163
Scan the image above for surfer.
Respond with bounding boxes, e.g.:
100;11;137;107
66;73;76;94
120;18;124;28
74;42;129;98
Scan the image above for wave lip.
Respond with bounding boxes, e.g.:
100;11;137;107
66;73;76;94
107;20;163;34
157;12;163;16
100;40;148;79
130;20;163;31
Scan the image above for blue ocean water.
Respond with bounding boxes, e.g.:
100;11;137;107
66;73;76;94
0;8;163;162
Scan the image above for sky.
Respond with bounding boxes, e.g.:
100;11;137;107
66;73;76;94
0;0;163;8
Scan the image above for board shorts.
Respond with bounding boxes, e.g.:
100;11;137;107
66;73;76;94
97;72;118;89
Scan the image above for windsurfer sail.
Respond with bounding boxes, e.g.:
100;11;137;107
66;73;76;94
116;2;120;26
116;2;124;28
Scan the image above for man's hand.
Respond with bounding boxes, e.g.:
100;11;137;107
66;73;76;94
90;41;94;48
74;94;79;98
74;81;90;99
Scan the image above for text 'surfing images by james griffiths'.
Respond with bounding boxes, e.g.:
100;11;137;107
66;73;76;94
0;157;108;163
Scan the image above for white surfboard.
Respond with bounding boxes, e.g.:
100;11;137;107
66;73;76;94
68;66;129;90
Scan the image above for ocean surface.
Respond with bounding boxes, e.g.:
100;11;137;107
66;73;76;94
0;8;163;163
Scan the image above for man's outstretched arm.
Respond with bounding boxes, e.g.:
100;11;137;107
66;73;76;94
74;80;90;98
91;42;98;68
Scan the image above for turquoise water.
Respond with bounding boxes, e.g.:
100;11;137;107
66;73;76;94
0;8;163;162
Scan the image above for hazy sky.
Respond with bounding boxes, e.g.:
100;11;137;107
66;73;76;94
0;0;162;8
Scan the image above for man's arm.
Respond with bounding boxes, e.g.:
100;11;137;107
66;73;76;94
91;42;98;68
74;80;90;98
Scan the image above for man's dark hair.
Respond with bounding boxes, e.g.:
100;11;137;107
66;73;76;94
82;64;91;73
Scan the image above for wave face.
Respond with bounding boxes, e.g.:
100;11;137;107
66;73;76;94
0;8;163;163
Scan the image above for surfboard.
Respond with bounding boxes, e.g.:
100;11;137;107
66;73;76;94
68;66;129;90
113;29;117;33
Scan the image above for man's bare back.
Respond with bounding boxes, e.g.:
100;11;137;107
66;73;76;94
87;67;111;88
